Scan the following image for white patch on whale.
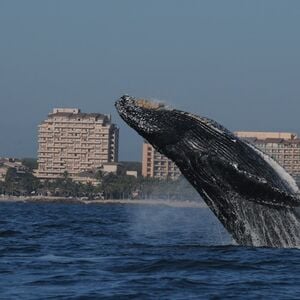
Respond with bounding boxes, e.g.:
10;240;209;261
247;143;299;194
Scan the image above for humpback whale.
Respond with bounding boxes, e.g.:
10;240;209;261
115;95;300;248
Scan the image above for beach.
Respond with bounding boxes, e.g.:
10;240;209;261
0;195;207;208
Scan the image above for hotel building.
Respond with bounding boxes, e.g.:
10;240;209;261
36;108;119;181
142;142;181;179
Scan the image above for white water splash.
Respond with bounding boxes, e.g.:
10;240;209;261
236;199;300;248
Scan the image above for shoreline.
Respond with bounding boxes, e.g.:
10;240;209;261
0;196;207;208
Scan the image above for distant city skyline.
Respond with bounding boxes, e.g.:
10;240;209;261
1;1;300;160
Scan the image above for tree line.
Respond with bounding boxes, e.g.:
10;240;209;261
0;167;199;201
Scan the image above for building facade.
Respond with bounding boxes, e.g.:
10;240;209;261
235;131;300;181
0;158;26;182
142;142;181;179
36;108;119;180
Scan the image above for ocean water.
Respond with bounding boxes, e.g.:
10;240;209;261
0;202;300;299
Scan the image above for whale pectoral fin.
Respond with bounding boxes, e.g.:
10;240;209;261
206;155;300;208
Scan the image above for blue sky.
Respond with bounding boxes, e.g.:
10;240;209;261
1;0;300;161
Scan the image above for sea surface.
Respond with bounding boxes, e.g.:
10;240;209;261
1;201;300;300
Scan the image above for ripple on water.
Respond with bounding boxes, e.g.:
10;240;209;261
0;229;22;237
0;202;300;300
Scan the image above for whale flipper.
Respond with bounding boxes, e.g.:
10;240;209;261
202;153;300;209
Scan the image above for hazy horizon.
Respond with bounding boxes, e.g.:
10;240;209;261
1;1;300;160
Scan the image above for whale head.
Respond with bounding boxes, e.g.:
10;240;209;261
115;95;182;145
115;95;232;159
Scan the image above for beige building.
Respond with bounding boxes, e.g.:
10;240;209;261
0;158;26;182
36;108;119;181
101;162;121;174
235;131;297;140
126;170;138;178
235;131;300;181
142;142;181;179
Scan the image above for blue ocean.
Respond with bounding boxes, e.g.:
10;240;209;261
1;201;300;299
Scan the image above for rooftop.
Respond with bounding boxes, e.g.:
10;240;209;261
247;138;300;144
235;131;297;140
47;108;111;122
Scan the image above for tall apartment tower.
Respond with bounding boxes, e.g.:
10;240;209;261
36;108;119;180
142;142;181;180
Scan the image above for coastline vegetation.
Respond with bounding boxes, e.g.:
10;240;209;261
0;165;199;201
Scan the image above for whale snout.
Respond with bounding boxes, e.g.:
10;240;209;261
115;95;131;115
115;95;165;114
115;95;160;136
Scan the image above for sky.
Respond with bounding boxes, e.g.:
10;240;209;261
0;0;300;161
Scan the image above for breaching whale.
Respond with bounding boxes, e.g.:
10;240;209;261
115;95;300;248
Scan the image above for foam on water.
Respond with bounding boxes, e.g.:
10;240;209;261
232;196;300;248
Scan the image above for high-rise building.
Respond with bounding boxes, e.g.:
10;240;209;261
36;108;119;180
142;142;181;179
235;131;300;182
